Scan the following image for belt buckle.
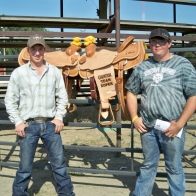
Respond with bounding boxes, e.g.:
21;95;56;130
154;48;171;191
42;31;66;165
34;117;47;123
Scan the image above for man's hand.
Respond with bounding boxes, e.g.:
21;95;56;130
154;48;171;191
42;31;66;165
51;119;64;133
133;117;148;133
15;122;26;137
162;120;182;138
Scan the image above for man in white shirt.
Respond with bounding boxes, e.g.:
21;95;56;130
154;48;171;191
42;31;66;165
5;34;75;196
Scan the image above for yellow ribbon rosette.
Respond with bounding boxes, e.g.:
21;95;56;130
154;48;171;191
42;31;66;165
70;37;82;47
84;36;96;46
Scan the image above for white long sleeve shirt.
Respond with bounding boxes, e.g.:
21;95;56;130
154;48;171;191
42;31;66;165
4;62;68;126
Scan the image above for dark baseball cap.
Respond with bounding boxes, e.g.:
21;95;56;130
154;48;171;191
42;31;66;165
27;34;46;47
149;28;170;41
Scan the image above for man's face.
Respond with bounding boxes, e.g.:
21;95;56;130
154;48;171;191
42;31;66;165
28;44;45;65
149;37;172;58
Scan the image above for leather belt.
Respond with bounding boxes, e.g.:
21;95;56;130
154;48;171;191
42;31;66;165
26;117;54;123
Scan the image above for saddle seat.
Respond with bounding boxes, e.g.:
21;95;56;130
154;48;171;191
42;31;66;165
78;46;117;79
112;36;145;70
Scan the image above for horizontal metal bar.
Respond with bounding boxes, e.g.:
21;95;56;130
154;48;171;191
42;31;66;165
63;145;196;155
0;55;18;59
1;31;114;39
0;162;195;178
63;122;121;128
1;16;196;33
0;120;12;124
1;33;196;41
68;99;99;104
1;47;196;61
0;98;118;106
146;47;196;53
68;167;139;176
67;168;196;179
186;124;196;129
0;141;196;155
0;141;18;146
0;76;10;81
183;150;196;155
0;120;125;128
63;145;143;153
0;120;196;130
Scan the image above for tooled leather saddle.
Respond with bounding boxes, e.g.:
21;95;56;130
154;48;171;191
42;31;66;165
18;36;147;125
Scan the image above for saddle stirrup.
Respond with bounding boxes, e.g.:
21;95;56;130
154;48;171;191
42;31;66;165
98;103;115;126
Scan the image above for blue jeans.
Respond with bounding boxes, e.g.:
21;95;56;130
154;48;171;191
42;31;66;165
132;127;186;196
12;120;75;196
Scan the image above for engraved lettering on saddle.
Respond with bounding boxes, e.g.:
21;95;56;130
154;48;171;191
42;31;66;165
98;73;112;79
98;73;113;87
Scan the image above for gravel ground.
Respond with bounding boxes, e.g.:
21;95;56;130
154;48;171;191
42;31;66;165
0;120;195;196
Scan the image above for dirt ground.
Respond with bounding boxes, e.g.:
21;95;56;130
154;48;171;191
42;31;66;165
0;119;196;196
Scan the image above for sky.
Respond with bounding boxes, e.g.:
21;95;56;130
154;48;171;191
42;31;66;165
1;0;196;34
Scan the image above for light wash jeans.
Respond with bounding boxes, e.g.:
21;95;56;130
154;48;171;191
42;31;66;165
132;127;186;196
12;120;75;196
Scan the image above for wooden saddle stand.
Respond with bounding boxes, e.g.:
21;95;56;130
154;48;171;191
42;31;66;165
18;36;147;126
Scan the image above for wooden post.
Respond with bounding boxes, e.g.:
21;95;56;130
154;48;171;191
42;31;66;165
99;0;107;19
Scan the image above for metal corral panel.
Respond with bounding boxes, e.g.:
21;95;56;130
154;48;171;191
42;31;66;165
1;16;196;34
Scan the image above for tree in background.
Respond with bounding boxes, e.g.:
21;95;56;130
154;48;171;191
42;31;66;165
0;27;48;75
0;27;48;55
175;34;196;67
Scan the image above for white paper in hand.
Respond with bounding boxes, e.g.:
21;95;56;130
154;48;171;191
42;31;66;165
154;119;183;138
